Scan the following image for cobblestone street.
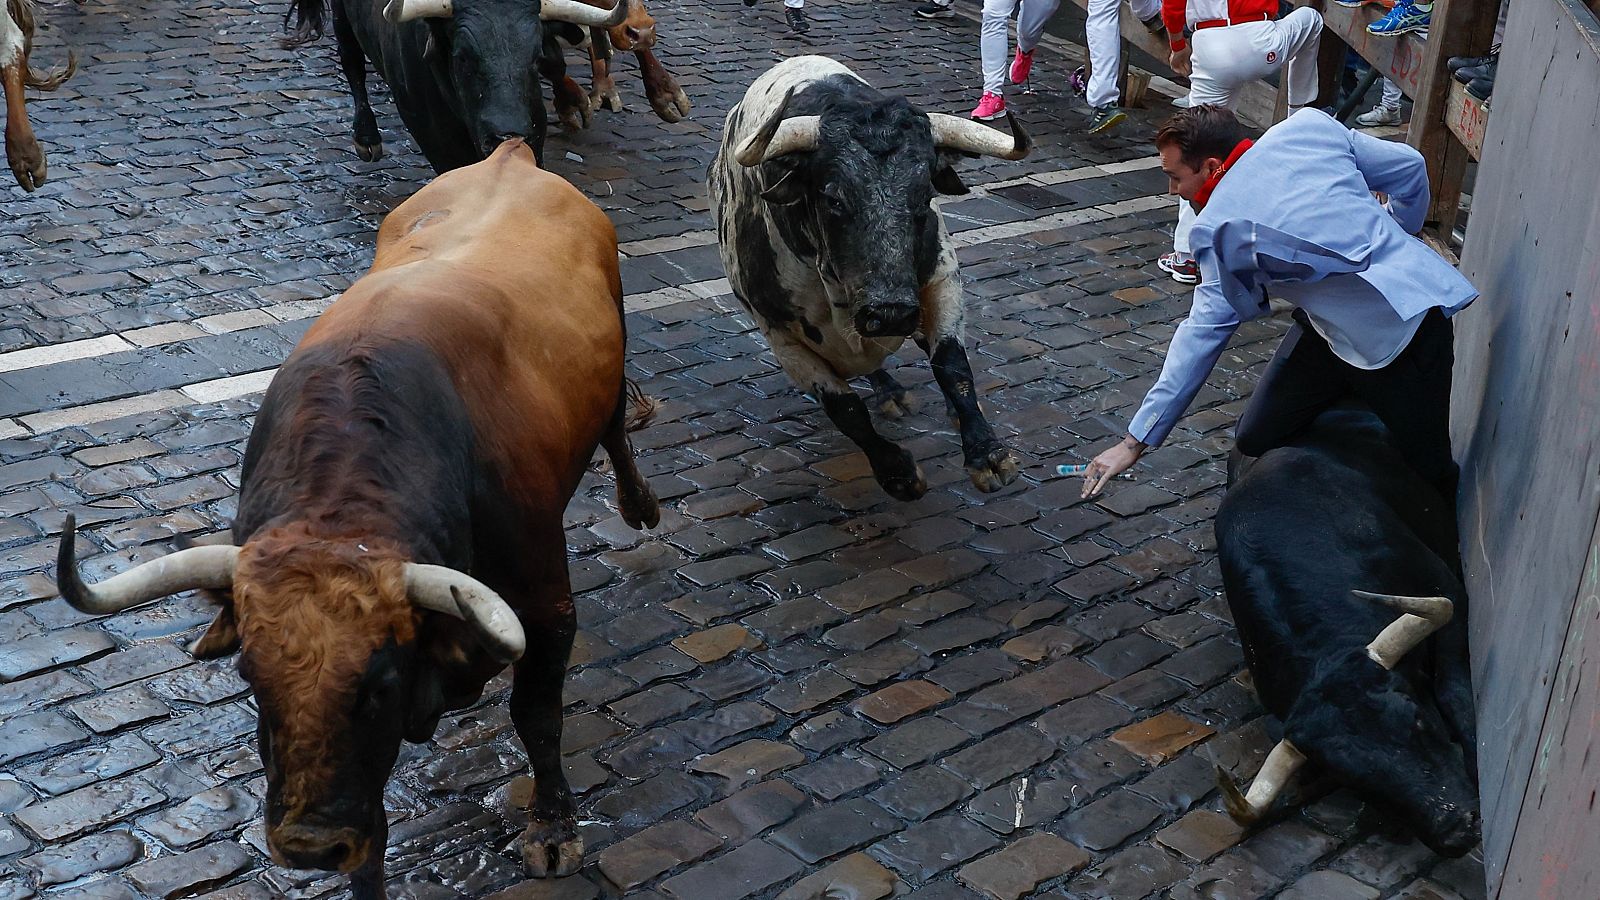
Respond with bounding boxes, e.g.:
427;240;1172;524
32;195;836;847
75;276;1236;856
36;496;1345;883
0;0;1490;897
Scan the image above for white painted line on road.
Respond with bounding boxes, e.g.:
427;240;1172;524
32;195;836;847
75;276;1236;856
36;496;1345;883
12;190;1174;438
0;335;136;375
182;369;277;404
20;391;191;435
0;298;334;376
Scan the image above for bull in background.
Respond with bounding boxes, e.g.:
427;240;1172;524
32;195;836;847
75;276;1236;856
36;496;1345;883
285;0;627;170
55;140;659;899
709;56;1030;501
2;0;75;191
557;0;689;123
1215;406;1480;856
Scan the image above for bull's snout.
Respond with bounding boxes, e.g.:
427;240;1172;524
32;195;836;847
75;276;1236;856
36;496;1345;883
855;302;920;338
1432;809;1482;857
270;823;370;873
482;132;527;159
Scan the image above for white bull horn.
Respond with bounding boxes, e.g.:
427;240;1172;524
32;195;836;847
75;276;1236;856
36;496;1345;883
384;0;452;22
540;0;629;27
56;514;239;615
1353;590;1454;670
734;87;821;166
1218;739;1307;825
927;110;1032;161
404;564;526;664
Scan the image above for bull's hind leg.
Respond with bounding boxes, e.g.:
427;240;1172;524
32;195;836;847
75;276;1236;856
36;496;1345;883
867;369;913;420
332;1;382;161
765;328;926;500
601;382;661;530
509;553;584;877
587;29;623;112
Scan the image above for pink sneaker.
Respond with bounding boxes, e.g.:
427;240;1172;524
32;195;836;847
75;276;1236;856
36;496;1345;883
970;92;1006;121
1009;48;1035;84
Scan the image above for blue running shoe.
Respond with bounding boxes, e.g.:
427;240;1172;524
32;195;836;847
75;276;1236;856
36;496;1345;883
1368;0;1432;36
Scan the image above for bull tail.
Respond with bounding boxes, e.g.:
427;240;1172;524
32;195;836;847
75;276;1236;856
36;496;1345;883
5;0;76;89
283;0;329;46
624;378;657;432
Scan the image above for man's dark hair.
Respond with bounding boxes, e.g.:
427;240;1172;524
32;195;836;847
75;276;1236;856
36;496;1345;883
1155;105;1249;168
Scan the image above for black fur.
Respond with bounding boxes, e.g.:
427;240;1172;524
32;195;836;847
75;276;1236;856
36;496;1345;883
1217;405;1479;856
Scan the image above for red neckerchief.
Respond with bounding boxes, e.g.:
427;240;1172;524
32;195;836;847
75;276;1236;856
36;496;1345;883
1191;139;1255;211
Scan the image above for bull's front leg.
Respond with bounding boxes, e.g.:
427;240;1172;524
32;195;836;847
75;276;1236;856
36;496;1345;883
587;29;622;112
508;567;583;876
539;39;592;132
918;271;1019;492
766;327;926;501
635;48;690;123
348;821;388;900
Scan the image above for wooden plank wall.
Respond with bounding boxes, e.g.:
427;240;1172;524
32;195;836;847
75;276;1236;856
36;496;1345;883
1450;0;1600;894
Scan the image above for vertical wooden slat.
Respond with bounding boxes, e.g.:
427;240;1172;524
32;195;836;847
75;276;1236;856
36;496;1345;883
1406;0;1500;223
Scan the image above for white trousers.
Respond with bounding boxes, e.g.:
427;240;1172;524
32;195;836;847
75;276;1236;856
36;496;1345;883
981;0;1064;94
1174;8;1323;255
1085;0;1163;108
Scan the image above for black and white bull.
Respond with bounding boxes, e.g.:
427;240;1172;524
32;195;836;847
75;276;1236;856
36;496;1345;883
1216;406;1479;856
708;56;1031;501
285;0;626;171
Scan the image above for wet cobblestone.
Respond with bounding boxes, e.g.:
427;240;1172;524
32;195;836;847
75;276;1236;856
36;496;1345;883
0;0;1495;896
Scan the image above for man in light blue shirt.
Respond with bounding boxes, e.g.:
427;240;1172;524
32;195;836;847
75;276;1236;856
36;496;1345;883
1080;105;1479;499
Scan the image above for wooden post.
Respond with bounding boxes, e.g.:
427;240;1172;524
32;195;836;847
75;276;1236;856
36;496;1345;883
1406;0;1500;224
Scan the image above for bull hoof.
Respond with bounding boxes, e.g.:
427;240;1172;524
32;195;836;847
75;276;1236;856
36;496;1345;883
620;482;661;531
967;445;1020;493
876;391;912;420
354;140;384;162
872;448;927;502
650;87;691;124
7;141;47;193
521;819;584;878
591;83;623;112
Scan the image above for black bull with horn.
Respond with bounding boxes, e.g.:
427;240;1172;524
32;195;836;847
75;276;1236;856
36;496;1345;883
1215;406;1480;856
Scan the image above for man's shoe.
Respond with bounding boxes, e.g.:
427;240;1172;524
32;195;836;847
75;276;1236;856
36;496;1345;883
1157;251;1200;284
1354;102;1402;126
1140;11;1166;33
914;1;955;19
1454;59;1495;84
970;92;1006;121
785;6;809;32
1083;103;1126;134
1448;52;1493;71
1010;48;1035;84
1466;73;1495;101
744;0;758;6
1068;65;1088;97
1368;0;1431;36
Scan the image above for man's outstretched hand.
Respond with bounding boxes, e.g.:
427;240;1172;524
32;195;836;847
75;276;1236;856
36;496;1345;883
1081;435;1147;498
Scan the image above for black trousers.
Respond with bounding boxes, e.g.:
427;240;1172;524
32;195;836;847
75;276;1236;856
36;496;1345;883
1236;307;1459;498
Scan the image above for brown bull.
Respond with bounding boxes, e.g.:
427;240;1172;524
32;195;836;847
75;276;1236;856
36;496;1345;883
56;139;658;900
577;0;690;123
3;0;75;191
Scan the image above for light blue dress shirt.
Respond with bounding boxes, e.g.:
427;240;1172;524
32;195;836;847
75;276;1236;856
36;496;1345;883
1128;109;1480;447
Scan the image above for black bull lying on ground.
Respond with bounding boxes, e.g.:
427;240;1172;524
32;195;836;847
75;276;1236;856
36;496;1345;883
1215;406;1480;856
708;55;1033;502
286;0;628;171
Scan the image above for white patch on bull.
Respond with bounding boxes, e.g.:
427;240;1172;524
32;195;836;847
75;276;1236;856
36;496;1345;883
0;4;24;71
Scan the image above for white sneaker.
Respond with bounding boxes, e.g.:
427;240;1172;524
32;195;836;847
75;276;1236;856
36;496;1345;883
1355;103;1402;126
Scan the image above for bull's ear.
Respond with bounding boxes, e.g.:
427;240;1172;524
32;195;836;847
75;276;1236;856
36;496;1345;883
759;164;805;206
191;604;241;659
932;165;969;196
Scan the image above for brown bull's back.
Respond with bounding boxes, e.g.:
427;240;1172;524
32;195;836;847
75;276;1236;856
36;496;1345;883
297;140;625;510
